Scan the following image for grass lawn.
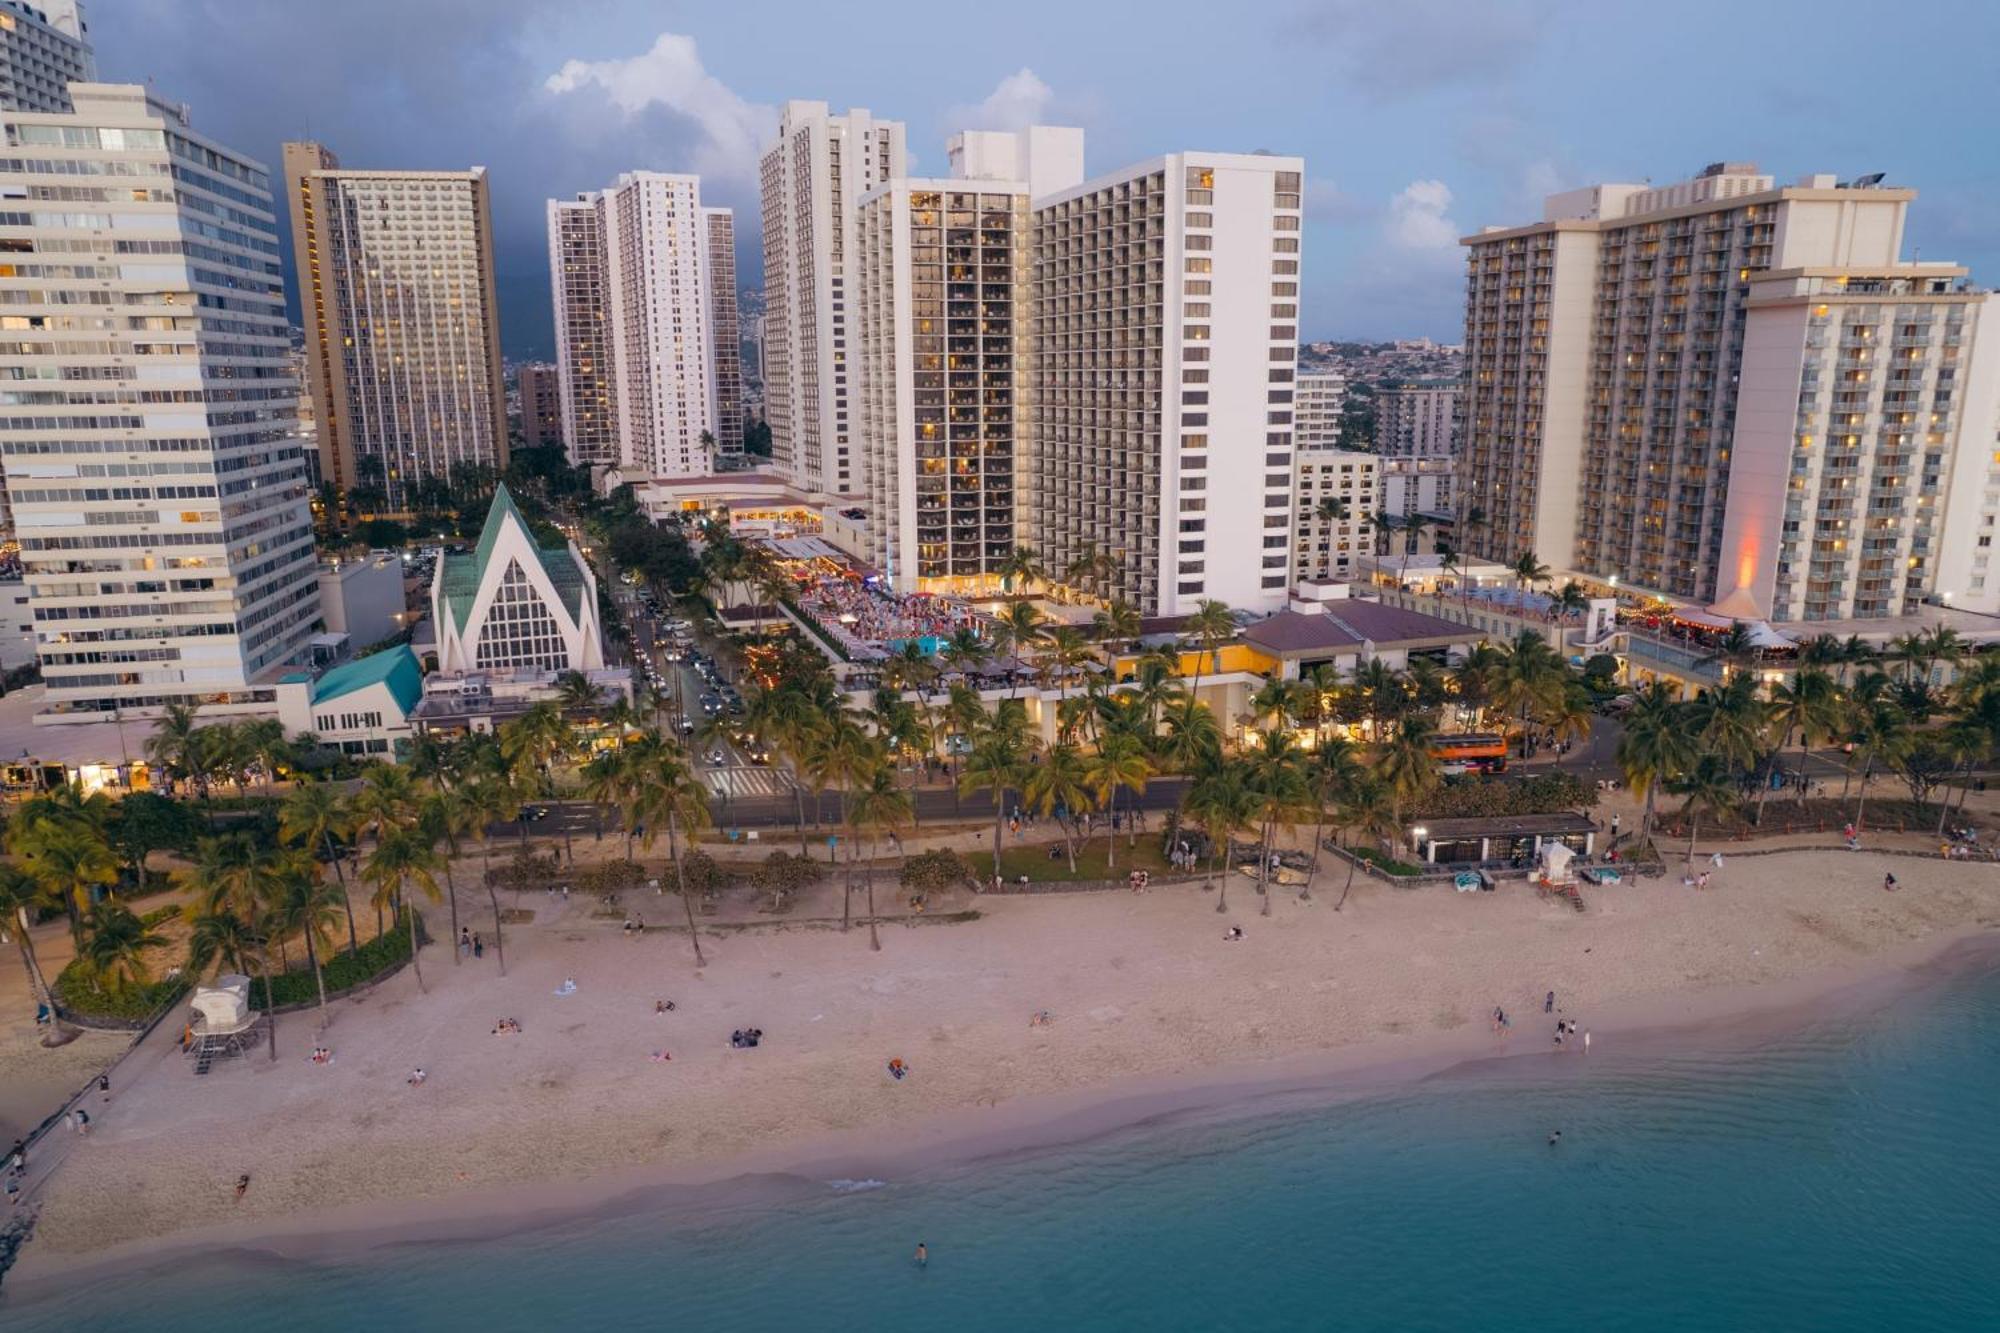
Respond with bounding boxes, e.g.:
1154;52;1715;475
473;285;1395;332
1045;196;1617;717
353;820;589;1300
991;835;1172;883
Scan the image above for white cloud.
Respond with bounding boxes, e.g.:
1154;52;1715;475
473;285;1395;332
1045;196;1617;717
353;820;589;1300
1386;179;1460;250
543;33;771;185
948;68;1056;132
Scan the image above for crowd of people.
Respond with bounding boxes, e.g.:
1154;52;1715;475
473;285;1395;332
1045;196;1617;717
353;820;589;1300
791;568;981;662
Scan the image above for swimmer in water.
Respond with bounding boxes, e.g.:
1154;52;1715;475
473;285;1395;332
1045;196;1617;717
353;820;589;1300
915;1242;928;1267
1548;1129;1562;1147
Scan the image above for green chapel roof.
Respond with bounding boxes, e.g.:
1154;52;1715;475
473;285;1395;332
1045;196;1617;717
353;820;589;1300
438;484;587;632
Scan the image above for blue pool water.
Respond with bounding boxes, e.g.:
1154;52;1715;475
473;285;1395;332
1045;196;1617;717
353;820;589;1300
9;950;2000;1331
887;634;944;656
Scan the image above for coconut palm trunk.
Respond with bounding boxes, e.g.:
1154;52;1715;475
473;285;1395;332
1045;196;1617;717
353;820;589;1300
1336;847;1360;912
405;890;425;994
324;831;360;958
668;810;704;968
1258;818;1275;918
866;836;882;952
11;906;55;1024
435;852;464;966
1213;838;1229;915
260;943;278;1060
305;924;328;1025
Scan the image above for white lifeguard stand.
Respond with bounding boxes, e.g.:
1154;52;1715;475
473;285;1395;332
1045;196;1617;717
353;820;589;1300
1537;842;1577;886
186;975;261;1075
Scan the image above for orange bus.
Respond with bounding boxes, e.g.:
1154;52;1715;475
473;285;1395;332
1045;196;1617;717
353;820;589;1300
1431;732;1509;774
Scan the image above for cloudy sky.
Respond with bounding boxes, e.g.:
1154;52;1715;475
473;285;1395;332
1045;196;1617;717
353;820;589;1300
98;0;1999;359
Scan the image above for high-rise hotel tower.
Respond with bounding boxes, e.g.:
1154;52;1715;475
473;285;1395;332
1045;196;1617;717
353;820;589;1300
0;86;319;716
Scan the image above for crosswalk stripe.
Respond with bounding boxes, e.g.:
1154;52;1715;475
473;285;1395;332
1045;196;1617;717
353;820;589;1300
704;767;795;798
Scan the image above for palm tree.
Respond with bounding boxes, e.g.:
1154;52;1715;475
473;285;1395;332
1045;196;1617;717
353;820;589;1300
940;626;989;680
178;833;287;1058
360;829;442;994
266;859;346;1024
1242;729;1312;917
1376;713;1441;836
461;770;518;975
990;600;1047;698
1044;625;1095;703
418;783;483;966
185;905;260;982
280;780;360;957
1667;754;1737;871
1333;775;1398;911
1183;598;1236;705
556;670;606;716
503;701;579;863
1768;667;1840;811
1687;673;1770;791
80;901;166;996
1398;516;1433;585
635;751;713;967
1511;550;1550;594
1302;735;1361;901
16;818;118;949
144;700;203;798
239;717;291;794
1702;623;1760;676
959;703;1034;886
1497;629;1565;756
846;759;913;951
997;543;1044;595
1183;758;1252;914
1085;732;1153;867
1616;682;1694;845
0;864;56;1024
1371;508;1397;558
1022;741;1093;872
1090;598;1142;656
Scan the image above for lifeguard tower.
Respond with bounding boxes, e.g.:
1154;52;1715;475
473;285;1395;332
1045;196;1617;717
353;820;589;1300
184;975;261;1075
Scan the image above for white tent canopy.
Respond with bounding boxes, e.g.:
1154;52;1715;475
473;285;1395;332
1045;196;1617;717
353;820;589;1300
1743;621;1798;650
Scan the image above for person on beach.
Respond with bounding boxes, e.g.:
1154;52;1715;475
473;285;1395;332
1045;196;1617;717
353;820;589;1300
97;1073;110;1104
460;927;472;958
408;1068;427;1086
473;934;484;959
71;1108;89;1136
235;1174;250;1201
1545;990;1555;1014
1584;1030;1591;1053
1883;873;1899;892
1224;926;1244;941
656;999;677;1014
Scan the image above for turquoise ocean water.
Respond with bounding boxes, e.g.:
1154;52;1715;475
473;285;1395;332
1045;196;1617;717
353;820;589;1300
7;951;1999;1331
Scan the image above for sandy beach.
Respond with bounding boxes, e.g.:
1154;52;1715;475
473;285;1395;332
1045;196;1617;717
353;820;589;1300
10;845;2000;1279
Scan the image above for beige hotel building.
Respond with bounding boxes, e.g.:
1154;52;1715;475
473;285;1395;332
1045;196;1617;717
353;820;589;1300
283;142;507;507
1458;162;2000;621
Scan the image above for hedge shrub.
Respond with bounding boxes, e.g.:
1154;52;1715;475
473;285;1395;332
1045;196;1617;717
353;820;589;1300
253;909;413;1009
53;962;189;1023
1412;772;1595;820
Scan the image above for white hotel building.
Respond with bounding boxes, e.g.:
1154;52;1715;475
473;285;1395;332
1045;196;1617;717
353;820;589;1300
0;84;319;718
1031;150;1305;616
759;101;907;497
549;173;729;479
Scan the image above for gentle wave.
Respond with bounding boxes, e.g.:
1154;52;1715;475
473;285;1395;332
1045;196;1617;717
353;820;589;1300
825;1178;889;1194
